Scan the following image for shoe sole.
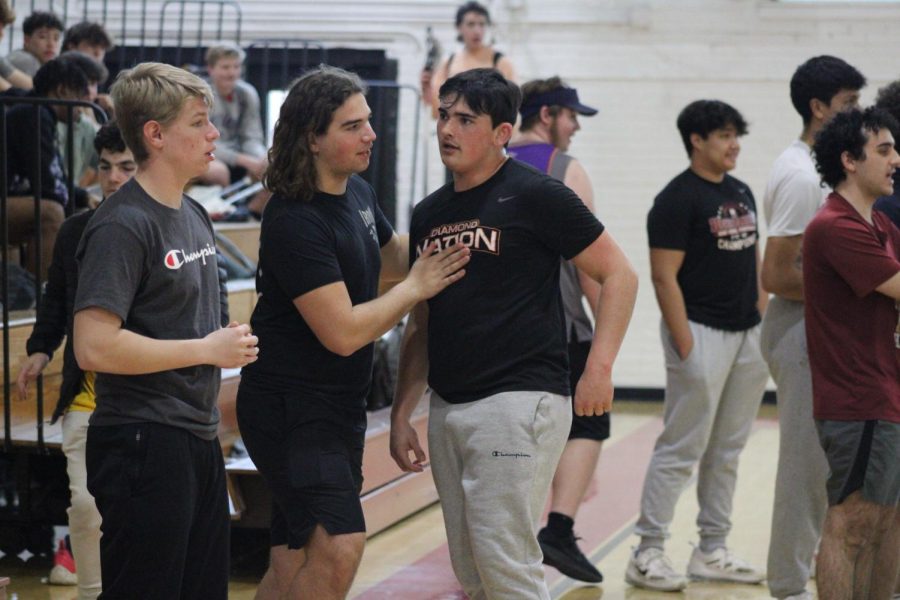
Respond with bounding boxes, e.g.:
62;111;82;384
540;542;603;583
625;569;687;592
687;572;765;584
48;565;78;586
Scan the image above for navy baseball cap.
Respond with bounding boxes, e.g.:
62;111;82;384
519;87;598;120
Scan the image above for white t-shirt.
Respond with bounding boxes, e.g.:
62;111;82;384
763;140;829;237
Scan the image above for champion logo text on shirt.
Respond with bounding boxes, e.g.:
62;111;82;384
416;219;501;256
164;242;216;270
707;200;758;251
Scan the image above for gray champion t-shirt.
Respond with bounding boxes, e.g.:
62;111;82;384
75;178;222;439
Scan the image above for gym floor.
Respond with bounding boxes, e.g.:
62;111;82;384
1;401;811;599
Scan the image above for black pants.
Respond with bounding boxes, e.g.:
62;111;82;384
86;423;229;600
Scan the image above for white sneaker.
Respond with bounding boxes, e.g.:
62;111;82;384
687;546;765;584
625;547;688;592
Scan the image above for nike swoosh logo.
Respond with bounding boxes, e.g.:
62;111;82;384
497;195;518;203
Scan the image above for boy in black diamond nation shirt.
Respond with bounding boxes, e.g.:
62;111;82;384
390;68;637;599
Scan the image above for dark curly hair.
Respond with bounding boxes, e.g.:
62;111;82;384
264;65;366;202
813;107;899;189
790;56;865;126
676;99;748;157
875;80;900;123
93;121;127;155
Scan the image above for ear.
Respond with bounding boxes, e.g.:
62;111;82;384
810;98;828;122
689;132;704;152
308;133;319;155
143;120;164;153
494;122;514;147
539;105;554;127
840;150;857;174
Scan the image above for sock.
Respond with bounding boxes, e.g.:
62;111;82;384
547;511;574;537
699;536;726;554
637;537;665;555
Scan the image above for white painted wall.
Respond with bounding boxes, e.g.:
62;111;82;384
17;0;899;388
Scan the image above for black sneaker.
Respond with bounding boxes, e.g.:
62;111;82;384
537;526;603;583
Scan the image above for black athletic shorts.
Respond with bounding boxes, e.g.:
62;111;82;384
816;418;900;507
568;340;611;441
236;378;367;549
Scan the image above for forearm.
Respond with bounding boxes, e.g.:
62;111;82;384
334;280;422;357
392;307;429;422
584;268;637;376
764;267;804;301
653;278;691;344
75;322;209;375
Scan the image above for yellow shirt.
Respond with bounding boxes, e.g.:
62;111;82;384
69;371;96;412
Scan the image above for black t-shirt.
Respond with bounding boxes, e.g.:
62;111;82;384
242;175;394;406
74;179;223;440
409;158;605;404
6;103;69;206
647;169;760;331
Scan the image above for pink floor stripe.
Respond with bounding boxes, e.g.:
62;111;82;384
357;417;666;599
358;414;777;599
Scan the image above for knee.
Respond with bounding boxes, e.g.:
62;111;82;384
68;491;101;527
316;536;364;590
40;201;64;230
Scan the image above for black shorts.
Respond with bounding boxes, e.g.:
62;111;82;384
816;419;900;506
568;340;611;441
236;380;367;549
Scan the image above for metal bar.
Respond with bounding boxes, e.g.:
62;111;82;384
175;0;187;65
195;0;205;66
119;0;127;68
33;105;43;453
1;105;10;453
64;105;75;217
216;0;224;41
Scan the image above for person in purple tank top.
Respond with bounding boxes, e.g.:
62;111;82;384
508;77;607;584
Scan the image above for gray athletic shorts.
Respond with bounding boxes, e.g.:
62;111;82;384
816;419;900;506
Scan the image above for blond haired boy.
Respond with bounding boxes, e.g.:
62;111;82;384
73;62;259;599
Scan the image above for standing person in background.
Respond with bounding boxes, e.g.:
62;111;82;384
508;76;605;584
237;66;468;600
421;1;516;119
628;99;768;592
760;55;864;600
805;106;900;600
7;10;63;77
874;80;900;230
17;122;136;600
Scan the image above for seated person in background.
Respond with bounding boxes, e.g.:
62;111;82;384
7;10;63;77
0;0;33;92
17;122;135;599
57;52;110;191
5;55;92;279
201;42;267;186
62;21;114;63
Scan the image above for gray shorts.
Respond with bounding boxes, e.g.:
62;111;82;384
816;419;900;506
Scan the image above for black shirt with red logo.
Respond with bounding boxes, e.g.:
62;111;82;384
74;178;223;440
409;158;604;404
647;168;760;332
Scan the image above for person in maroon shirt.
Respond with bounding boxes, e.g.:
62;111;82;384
805;106;900;600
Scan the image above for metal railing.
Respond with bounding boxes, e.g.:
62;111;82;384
0;95;107;454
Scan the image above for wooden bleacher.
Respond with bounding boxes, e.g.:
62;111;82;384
0;220;439;537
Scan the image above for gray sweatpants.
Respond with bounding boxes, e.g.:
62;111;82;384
761;297;827;599
635;320;768;550
428;391;571;600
